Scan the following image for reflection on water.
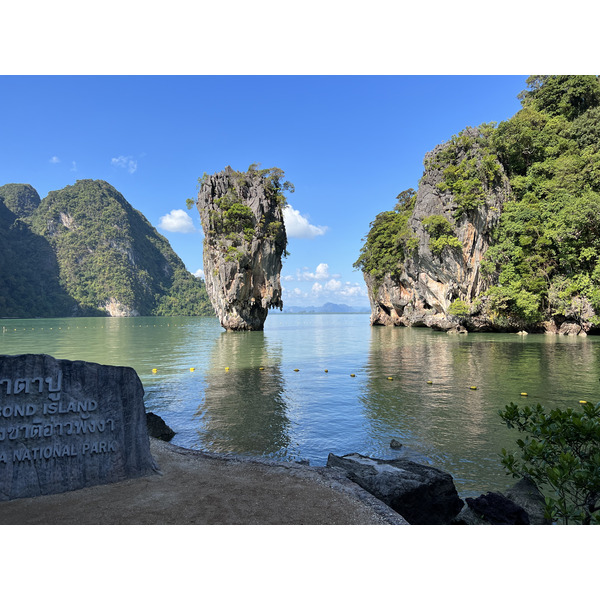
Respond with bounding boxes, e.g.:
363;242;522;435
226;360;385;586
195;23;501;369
2;314;599;496
360;326;600;494
195;331;292;459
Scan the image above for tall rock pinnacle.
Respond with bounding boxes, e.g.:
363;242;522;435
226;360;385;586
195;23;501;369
194;165;291;331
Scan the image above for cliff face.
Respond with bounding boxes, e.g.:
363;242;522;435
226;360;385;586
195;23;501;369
196;166;288;331
365;128;511;331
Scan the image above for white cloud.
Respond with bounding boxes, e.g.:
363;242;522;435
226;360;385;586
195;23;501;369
194;269;204;279
111;155;137;174
296;263;340;281
158;209;196;233
325;279;342;292
339;283;367;298
311;282;323;295
283;204;328;239
49;156;60;164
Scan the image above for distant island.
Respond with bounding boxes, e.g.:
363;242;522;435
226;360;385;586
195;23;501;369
270;303;370;314
355;75;600;335
0;180;212;318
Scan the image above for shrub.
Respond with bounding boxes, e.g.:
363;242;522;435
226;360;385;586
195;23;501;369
499;401;600;524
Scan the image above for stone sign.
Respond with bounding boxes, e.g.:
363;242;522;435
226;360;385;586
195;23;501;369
0;354;158;501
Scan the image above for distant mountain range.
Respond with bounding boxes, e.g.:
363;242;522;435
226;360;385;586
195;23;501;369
270;302;370;314
0;180;212;318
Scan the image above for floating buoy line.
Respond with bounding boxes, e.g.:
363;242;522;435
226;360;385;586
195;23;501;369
2;326;583;402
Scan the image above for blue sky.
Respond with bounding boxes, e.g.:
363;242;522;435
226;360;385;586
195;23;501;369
0;75;529;306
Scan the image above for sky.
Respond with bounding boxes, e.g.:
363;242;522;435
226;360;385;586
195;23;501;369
0;75;529;306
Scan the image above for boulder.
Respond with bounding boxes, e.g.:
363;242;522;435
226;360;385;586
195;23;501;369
390;439;403;450
559;322;582;336
146;412;175;441
464;492;530;525
504;477;550;525
327;453;463;524
0;354;158;502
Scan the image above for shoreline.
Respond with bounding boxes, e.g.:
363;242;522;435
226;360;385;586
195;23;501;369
0;438;408;525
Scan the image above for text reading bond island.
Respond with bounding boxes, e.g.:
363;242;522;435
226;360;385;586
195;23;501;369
0;354;158;501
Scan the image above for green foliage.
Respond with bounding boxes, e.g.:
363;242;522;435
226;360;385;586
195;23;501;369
482;76;600;324
499;401;600;524
17;179;214;317
448;299;470;316
0;198;74;317
356;76;600;328
519;75;600;121
354;189;418;281
428;129;503;218
200;165;292;259
0;183;41;218
422;215;462;256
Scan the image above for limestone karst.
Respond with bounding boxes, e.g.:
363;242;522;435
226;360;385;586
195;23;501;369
194;165;291;331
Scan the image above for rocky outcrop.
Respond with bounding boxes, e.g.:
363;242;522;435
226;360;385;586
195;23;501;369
195;166;288;331
327;452;464;524
453;477;550;525
146;412;176;442
366;128;511;331
103;298;140;317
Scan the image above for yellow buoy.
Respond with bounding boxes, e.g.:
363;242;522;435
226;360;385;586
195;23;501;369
470;386;477;390
324;369;328;373
152;368;157;373
259;367;264;371
294;369;299;372
580;400;588;404
190;368;195;372
387;376;393;380
427;380;433;385
350;374;356;377
520;392;528;396
225;367;229;371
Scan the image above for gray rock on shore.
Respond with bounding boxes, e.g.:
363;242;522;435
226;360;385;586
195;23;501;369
327;452;464;524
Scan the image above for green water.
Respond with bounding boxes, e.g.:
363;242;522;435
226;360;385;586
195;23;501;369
2;314;599;497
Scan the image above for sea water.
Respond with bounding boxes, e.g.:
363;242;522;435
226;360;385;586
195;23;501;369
2;313;599;497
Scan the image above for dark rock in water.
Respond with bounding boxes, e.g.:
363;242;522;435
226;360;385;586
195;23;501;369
146;412;175;441
465;492;530;525
195;165;290;331
504;477;550;524
0;354;158;502
390;439;403;449
327;452;464;524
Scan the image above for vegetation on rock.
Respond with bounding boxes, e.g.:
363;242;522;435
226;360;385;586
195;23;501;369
195;164;291;331
0;180;211;318
356;75;600;330
353;188;418;279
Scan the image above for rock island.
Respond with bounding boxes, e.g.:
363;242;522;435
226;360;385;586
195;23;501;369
194;165;292;331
